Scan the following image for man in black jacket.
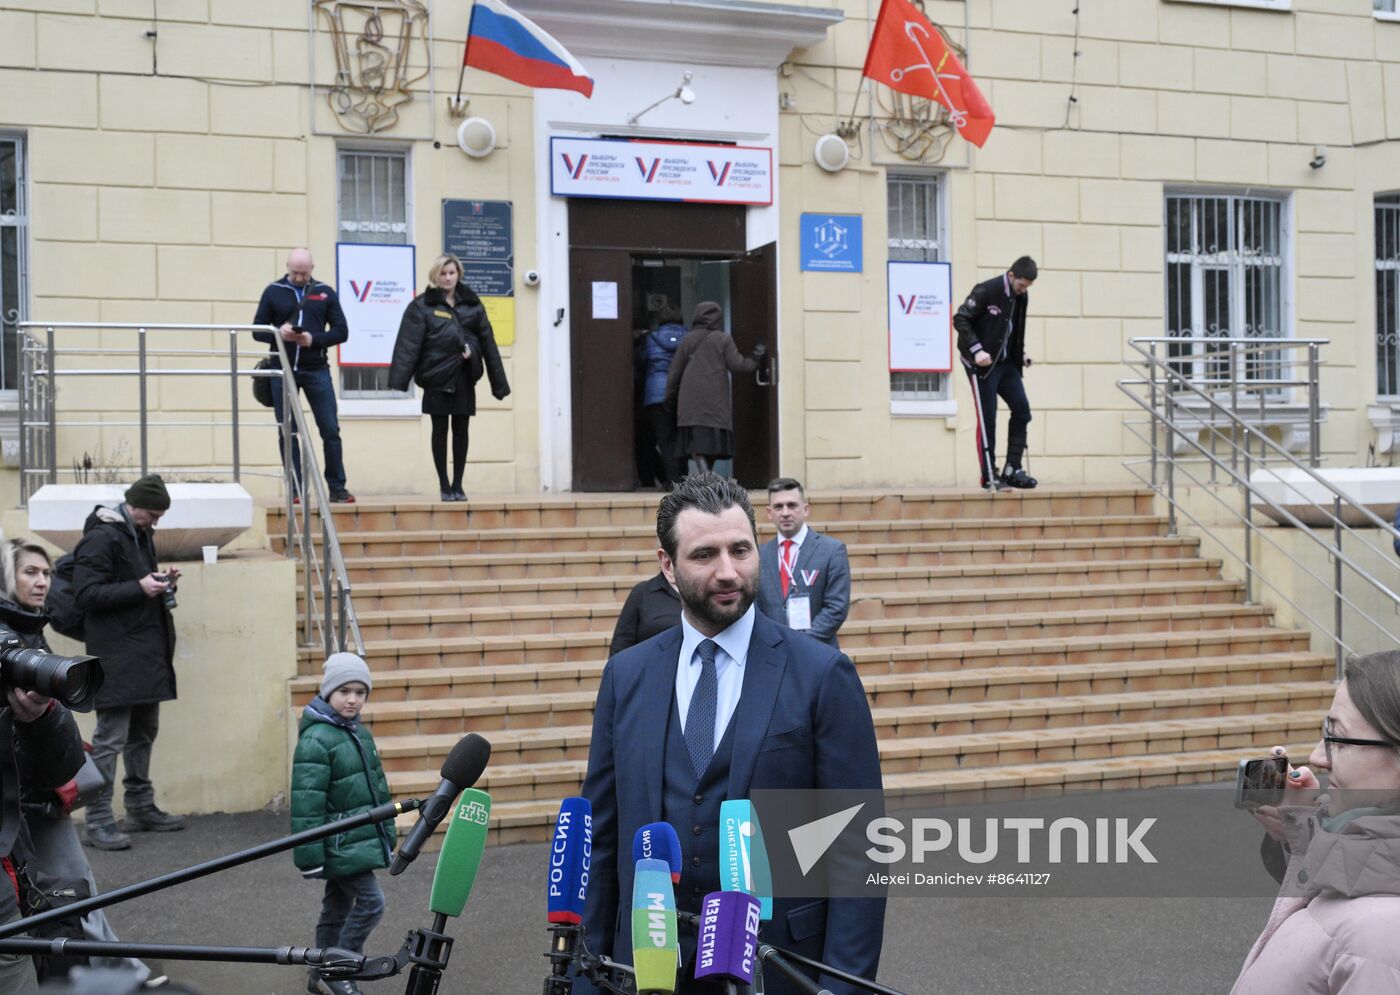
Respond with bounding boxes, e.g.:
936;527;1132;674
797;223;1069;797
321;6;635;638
954;256;1038;491
73;475;184;851
253;248;355;503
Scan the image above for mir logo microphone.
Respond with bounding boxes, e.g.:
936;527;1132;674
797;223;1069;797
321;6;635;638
547;797;592;925
631;857;678;994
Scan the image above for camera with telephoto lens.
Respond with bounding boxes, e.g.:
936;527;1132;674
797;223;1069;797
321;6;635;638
153;573;177;611
0;637;103;712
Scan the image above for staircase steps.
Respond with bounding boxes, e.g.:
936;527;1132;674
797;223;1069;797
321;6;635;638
274;488;1331;843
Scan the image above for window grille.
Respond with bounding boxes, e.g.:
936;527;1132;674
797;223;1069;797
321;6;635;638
1377;195;1400;397
0;135;27;394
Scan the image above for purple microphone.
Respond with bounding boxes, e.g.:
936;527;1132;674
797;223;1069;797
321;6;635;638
694;891;761;986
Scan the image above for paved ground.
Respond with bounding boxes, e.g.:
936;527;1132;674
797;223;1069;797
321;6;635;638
70;809;1278;994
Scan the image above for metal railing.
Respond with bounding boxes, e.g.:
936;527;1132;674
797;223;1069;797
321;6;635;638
1120;337;1400;679
16;321;362;656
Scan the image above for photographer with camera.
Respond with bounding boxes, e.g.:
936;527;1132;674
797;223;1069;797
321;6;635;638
72;475;184;852
0;540;89;992
0;539;159;986
1231;650;1400;993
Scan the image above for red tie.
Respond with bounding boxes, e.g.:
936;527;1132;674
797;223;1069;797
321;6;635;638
780;539;794;598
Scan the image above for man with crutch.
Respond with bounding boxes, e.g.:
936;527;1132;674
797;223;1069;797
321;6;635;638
955;256;1038;492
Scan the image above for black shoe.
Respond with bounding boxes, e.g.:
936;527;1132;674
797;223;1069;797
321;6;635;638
329;491;357;504
451;487;467;502
83;823;132;850
1000;467;1038;489
122;806;186;832
440;488;454;502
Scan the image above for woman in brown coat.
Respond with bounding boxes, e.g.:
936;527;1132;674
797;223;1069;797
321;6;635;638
663;301;762;473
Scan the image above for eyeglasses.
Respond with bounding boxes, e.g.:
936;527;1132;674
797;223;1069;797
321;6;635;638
1322;718;1395;763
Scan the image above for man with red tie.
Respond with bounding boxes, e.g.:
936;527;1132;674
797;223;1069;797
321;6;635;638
756;477;851;648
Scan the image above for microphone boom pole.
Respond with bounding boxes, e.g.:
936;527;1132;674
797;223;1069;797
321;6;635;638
0;798;420;941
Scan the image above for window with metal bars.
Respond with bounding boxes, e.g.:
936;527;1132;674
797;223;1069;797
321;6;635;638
1377;196;1400;397
0;135;26;395
337;147;412;396
1377;0;1397;14
886;172;948;401
1164;192;1288;392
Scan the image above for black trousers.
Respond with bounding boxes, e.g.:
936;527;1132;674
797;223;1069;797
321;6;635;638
966;362;1031;484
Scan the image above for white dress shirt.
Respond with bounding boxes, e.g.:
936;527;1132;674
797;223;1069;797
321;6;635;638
674;604;755;753
777;523;810;595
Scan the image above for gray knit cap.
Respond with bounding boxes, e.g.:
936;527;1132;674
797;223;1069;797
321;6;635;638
320;652;373;699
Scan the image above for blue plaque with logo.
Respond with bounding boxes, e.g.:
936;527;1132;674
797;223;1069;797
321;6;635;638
800;214;862;273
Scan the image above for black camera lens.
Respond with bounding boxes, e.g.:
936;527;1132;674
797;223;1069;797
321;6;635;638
0;646;104;712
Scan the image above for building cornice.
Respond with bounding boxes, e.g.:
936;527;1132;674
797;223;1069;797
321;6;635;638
510;0;843;69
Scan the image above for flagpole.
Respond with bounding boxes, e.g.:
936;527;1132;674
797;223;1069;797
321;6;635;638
454;14;474;112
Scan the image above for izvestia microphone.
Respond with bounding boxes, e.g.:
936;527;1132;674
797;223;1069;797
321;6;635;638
390;733;491;876
429;788;492;917
632;822;682;884
547;796;592;924
718;800;773;921
631;857;679;994
694;891;760;986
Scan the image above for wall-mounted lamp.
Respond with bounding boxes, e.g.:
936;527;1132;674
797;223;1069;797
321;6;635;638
457;117;497;158
1309;145;1327;170
814;133;850;173
627;71;696;126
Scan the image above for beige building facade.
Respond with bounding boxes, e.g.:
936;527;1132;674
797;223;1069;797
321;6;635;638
3;0;1400;498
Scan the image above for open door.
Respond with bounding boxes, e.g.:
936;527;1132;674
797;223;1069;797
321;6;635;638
569;248;635;491
729;242;779;488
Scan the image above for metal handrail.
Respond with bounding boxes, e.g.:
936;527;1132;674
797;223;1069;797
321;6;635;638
1119;336;1400;678
15;321;362;656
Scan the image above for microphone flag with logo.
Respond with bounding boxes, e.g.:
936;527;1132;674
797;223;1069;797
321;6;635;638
860;0;995;147
632;822;683;885
631;857;679;994
718;799;773;921
428;788;491;918
694;890;761;985
547;796;592;925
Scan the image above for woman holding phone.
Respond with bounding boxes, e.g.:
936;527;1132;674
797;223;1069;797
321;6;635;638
388;254;510;501
1231;650;1400;993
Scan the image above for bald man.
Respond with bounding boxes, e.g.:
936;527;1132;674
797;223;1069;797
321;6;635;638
253;248;355;502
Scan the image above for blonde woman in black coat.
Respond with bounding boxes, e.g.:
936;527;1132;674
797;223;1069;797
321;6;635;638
388;254;511;501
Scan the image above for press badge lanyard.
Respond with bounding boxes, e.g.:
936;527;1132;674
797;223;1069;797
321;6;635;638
781;543;812;631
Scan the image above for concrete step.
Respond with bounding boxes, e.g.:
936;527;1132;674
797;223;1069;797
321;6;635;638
340;581;1251;642
395;736;1319;845
297;619;1309;677
267;487;1157;534
278;515;1171;558
338;536;1205;585
321;650;1327;730
326;559;1227;612
350;679;1331;740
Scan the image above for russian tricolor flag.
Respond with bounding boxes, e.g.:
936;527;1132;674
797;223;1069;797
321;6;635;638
464;0;594;98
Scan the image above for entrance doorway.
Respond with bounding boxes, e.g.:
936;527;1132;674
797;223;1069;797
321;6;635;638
567;199;778;491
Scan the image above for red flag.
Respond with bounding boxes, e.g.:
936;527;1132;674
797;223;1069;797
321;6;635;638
861;0;995;148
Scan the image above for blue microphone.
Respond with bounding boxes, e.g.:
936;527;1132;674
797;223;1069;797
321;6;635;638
632;822;683;884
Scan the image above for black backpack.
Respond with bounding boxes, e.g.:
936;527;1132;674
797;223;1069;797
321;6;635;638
46;551;86;642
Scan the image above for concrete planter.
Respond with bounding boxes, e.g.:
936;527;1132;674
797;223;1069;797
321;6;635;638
1249;467;1400;528
28;483;255;559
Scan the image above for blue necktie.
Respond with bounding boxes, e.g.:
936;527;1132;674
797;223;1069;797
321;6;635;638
685;639;719;777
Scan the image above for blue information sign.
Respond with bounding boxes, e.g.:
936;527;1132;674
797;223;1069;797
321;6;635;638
442;199;513;296
799;213;862;273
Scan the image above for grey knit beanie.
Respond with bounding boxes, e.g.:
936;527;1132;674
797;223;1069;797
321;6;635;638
320;652;373;699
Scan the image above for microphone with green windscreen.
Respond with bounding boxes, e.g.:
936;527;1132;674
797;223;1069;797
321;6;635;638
429;788;492;917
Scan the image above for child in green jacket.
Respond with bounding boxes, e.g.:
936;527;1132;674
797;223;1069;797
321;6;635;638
292;653;395;995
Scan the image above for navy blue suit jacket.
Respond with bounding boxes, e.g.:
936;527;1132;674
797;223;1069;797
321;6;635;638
577;610;885;994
